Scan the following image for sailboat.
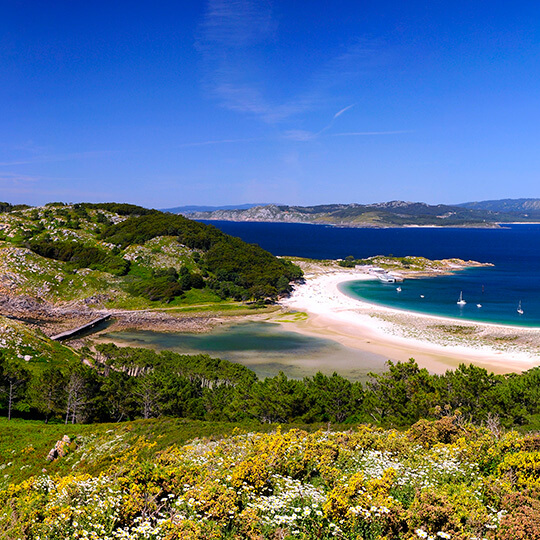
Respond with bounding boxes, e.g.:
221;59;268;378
517;301;524;315
457;291;466;306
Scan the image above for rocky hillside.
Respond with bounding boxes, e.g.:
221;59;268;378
0;202;302;313
183;201;528;227
459;197;540;217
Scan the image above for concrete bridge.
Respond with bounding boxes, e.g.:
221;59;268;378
50;314;112;341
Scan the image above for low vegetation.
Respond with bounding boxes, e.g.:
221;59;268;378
337;255;479;272
1;418;539;539
0;202;303;307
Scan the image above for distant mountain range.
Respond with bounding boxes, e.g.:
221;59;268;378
163;203;270;214
458;198;540;217
170;198;540;228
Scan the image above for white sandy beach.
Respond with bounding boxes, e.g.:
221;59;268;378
278;267;540;374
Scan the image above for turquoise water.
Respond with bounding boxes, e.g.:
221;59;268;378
340;267;537;327
99;322;388;380
97;223;540;378
204;221;540;327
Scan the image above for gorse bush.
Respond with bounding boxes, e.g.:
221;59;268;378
1;422;539;539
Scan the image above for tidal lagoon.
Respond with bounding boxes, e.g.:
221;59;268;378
98;322;388;381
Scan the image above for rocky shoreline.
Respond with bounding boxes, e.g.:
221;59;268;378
0;294;222;341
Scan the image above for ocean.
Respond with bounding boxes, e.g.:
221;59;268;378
201;221;540;327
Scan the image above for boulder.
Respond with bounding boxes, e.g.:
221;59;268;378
46;435;72;461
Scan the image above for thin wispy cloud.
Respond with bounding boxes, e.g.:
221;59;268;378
0;171;116;202
0;171;89;185
197;0;403;146
178;137;262;148
197;0;320;124
334;104;355;119
284;128;411;142
284;103;357;141
198;0;275;49
316;39;394;88
0;172;40;183
199;0;275;48
0;150;115;167
283;130;316;142
332;130;413;136
316;103;356;136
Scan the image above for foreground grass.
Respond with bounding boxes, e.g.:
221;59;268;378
0;418;249;488
1;417;540;539
0;417;326;489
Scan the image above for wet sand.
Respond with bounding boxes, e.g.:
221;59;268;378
95;320;390;382
277;264;540;374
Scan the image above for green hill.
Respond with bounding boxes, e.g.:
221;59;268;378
0;315;80;367
0;202;302;308
459;197;540;218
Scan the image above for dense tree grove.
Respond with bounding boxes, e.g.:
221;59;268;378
22;205;303;302
76;202;157;216
2;346;540;428
0;201;31;213
100;212;303;299
27;240;130;275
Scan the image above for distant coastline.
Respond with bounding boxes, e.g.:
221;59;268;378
197;216;540;229
198;217;504;229
183;199;540;228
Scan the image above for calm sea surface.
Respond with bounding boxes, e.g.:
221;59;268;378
202;221;540;327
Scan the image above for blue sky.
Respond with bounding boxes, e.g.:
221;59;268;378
1;1;540;208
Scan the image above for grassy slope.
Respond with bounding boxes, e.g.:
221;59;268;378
0;315;80;368
0;417;318;489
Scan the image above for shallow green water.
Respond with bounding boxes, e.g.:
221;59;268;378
98;322;388;381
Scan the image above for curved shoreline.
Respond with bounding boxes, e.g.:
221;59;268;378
278;268;540;374
337;280;537;331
